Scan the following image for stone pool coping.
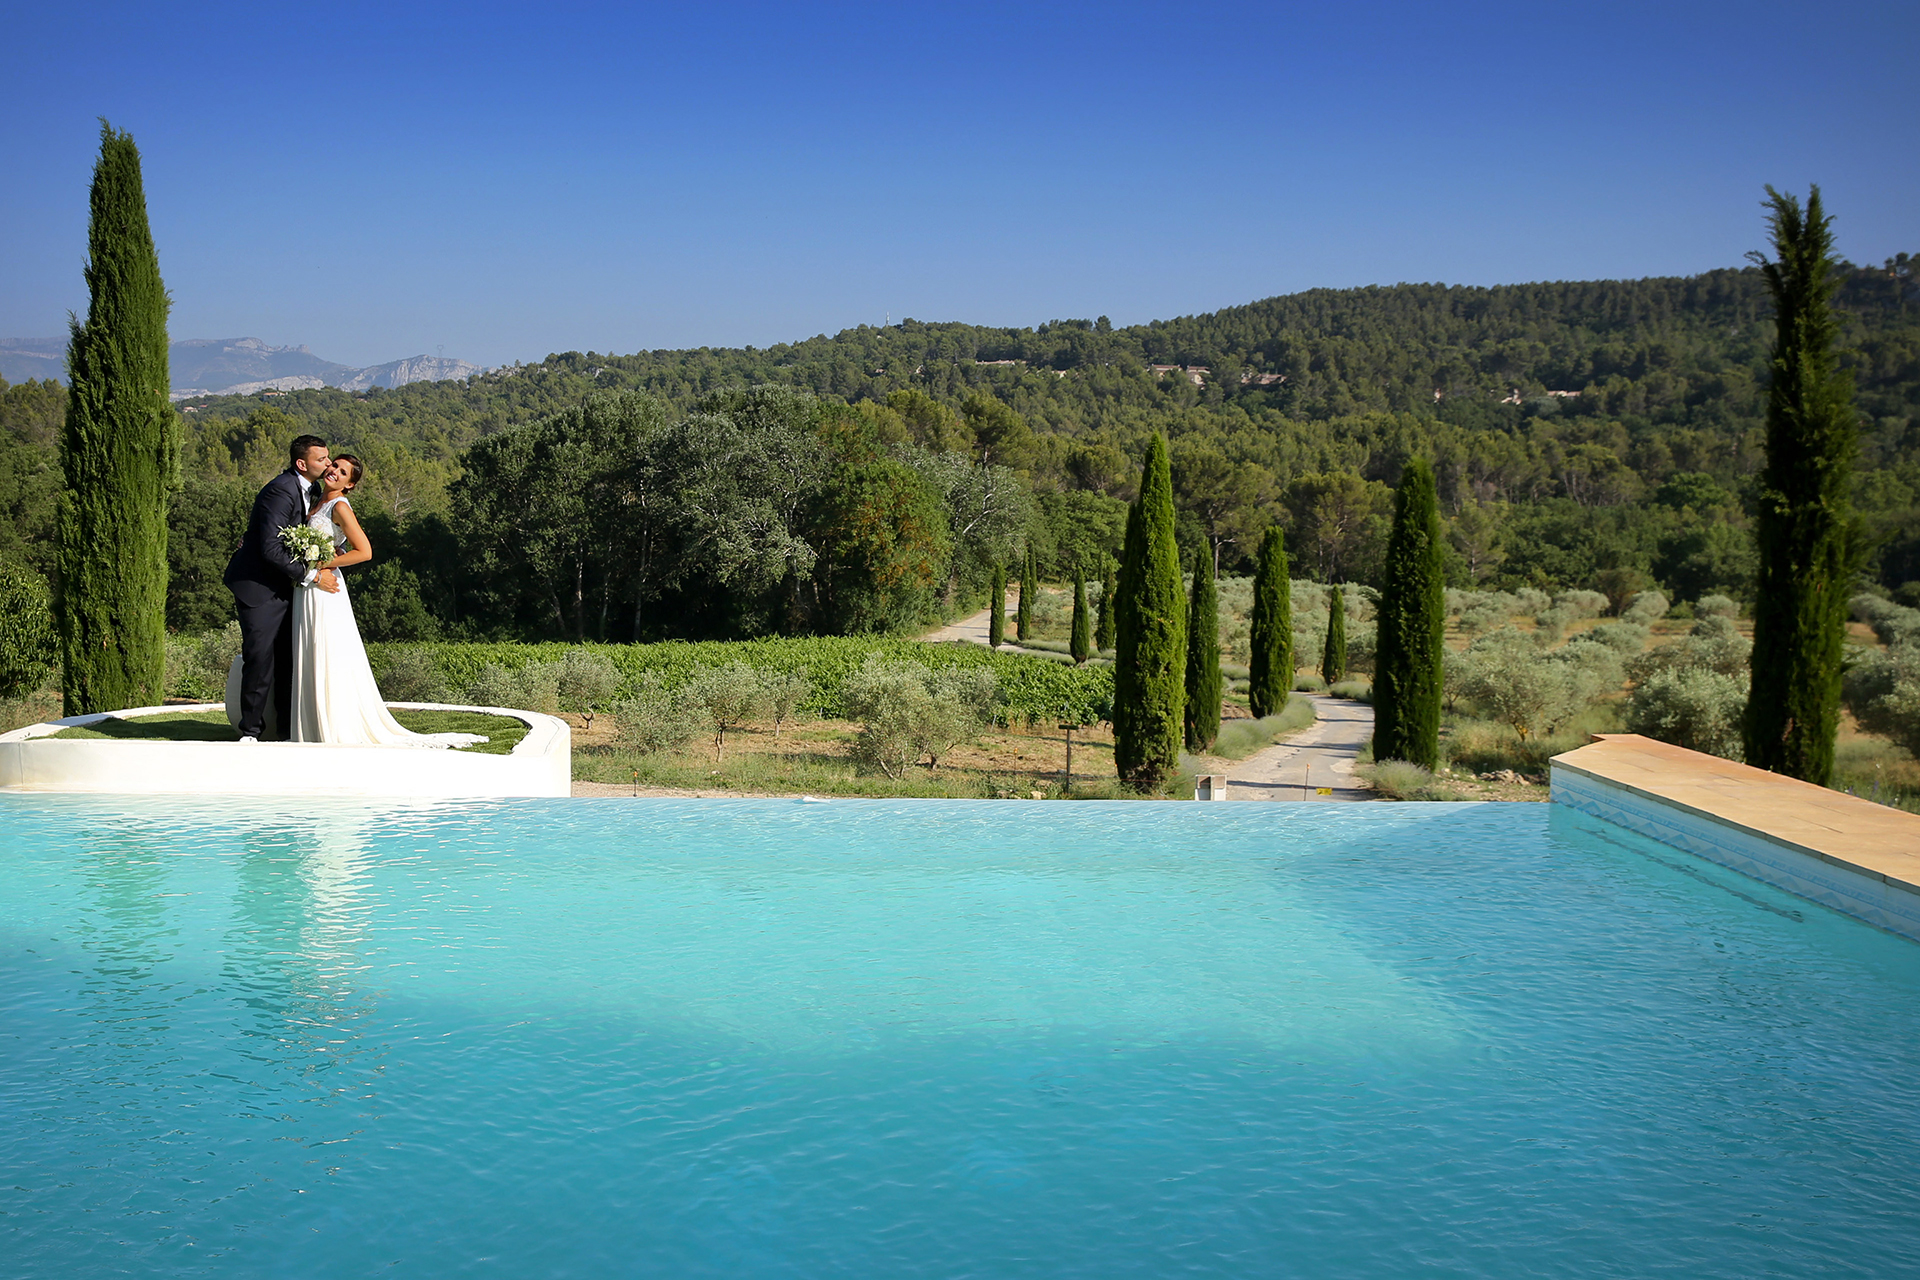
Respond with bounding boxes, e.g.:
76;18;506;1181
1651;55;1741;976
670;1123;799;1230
1551;733;1920;942
0;703;571;799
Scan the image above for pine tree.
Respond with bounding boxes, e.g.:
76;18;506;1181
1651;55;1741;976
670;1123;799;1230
1016;545;1035;642
1374;459;1446;768
1094;560;1117;651
1743;187;1858;785
57;121;176;715
1184;546;1221;751
1323;583;1348;684
1113;433;1186;786
1248;527;1292;717
1070;565;1092;664
988;562;1006;648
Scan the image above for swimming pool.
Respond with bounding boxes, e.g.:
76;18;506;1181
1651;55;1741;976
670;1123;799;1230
3;796;1916;1277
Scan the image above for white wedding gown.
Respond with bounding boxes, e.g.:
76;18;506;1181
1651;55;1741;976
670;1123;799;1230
288;497;486;749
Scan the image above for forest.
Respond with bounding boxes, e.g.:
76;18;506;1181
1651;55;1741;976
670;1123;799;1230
2;253;1916;646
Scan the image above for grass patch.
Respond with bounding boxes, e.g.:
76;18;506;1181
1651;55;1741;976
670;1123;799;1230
50;708;526;753
1210;696;1316;761
1832;736;1920;815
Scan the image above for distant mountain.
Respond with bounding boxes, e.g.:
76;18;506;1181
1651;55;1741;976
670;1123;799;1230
0;335;484;396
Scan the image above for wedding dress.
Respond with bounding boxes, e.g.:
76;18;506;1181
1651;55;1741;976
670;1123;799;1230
288;497;486;749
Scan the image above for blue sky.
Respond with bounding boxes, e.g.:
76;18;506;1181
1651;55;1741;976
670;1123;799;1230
3;0;1915;369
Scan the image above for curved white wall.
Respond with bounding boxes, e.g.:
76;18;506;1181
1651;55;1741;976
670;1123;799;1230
0;703;570;799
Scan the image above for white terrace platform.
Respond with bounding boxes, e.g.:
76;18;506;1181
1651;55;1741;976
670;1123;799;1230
0;703;571;799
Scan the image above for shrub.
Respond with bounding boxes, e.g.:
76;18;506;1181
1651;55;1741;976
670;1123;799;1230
0;565;57;700
1553;589;1609;619
1626;616;1751;684
1852;594;1920;648
1330;679;1372;702
1293;673;1327;692
1626;666;1747;759
1696;594;1740;619
1587;622;1650;654
1367;759;1436;799
1622;590;1670;624
1532;607;1570;643
375;646;454;703
1844;644;1920;757
685;661;768;761
165;623;244;702
760;669;813;740
1454;627;1617;741
613;676;704;756
841;655;998;777
553;648;622;726
1211;696;1315;760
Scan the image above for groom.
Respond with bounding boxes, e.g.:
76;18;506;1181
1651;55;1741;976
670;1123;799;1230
223;434;341;741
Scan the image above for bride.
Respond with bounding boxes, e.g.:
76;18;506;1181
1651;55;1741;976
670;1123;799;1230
290;455;485;748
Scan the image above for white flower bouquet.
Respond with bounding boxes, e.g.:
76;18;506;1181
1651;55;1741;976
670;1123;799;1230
278;524;334;567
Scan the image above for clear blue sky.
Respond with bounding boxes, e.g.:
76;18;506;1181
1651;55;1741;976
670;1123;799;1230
3;0;1914;370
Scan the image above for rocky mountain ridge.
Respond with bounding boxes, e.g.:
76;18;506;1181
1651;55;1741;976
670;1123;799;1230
0;336;483;397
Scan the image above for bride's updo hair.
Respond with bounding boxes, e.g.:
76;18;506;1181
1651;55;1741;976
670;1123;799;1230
332;454;364;491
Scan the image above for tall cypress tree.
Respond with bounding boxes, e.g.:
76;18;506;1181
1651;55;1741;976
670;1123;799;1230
57;121;176;715
1113;433;1185;786
1374;459;1446;768
1323;583;1348;684
1184;546;1221;751
988;562;1006;648
1248;527;1292;717
1743;186;1858;784
1016;545;1035;642
1094;560;1117;651
1069;565;1092;664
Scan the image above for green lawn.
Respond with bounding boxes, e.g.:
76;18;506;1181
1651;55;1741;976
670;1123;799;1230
50;709;527;755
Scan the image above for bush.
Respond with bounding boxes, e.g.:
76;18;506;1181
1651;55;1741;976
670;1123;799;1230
613;676;704;756
365;636;1111;728
1330;679;1372;702
553;648;622;717
0;565;57;700
1454;627;1617;741
165;623;243;702
841;655;998;777
1622;590;1670;625
374;645;454;703
1367;759;1437;799
1586;622;1649;654
1844;644;1920;757
760;669;813;740
685;661;767;761
1553;589;1609;619
1696;594;1740;619
464;661;561;713
1626;615;1751;684
1852;594;1920;648
1625;666;1747;759
1293;673;1327;692
1211;696;1315;760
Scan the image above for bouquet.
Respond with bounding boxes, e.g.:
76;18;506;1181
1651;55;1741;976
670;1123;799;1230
278;524;335;567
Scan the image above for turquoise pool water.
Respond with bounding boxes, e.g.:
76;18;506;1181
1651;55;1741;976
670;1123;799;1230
2;796;1917;1278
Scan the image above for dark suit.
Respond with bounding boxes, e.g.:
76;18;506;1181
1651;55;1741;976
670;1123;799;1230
224;469;317;739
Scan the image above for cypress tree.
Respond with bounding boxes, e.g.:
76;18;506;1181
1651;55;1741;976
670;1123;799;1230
57;121;177;715
1743;186;1858;784
1374;459;1446;768
988;562;1006;648
1248;527;1292;717
1323;583;1348;684
1016;545;1035;642
1113;433;1186;787
1184;546;1221;751
1094;560;1117;651
1069;565;1092;664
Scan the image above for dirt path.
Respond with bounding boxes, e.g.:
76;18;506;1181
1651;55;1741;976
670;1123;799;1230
922;598;1006;645
1224;694;1374;801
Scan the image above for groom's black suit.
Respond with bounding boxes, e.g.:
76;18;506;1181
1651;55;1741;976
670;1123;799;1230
224;468;317;739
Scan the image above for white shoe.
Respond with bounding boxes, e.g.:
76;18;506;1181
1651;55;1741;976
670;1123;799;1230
237;735;258;744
